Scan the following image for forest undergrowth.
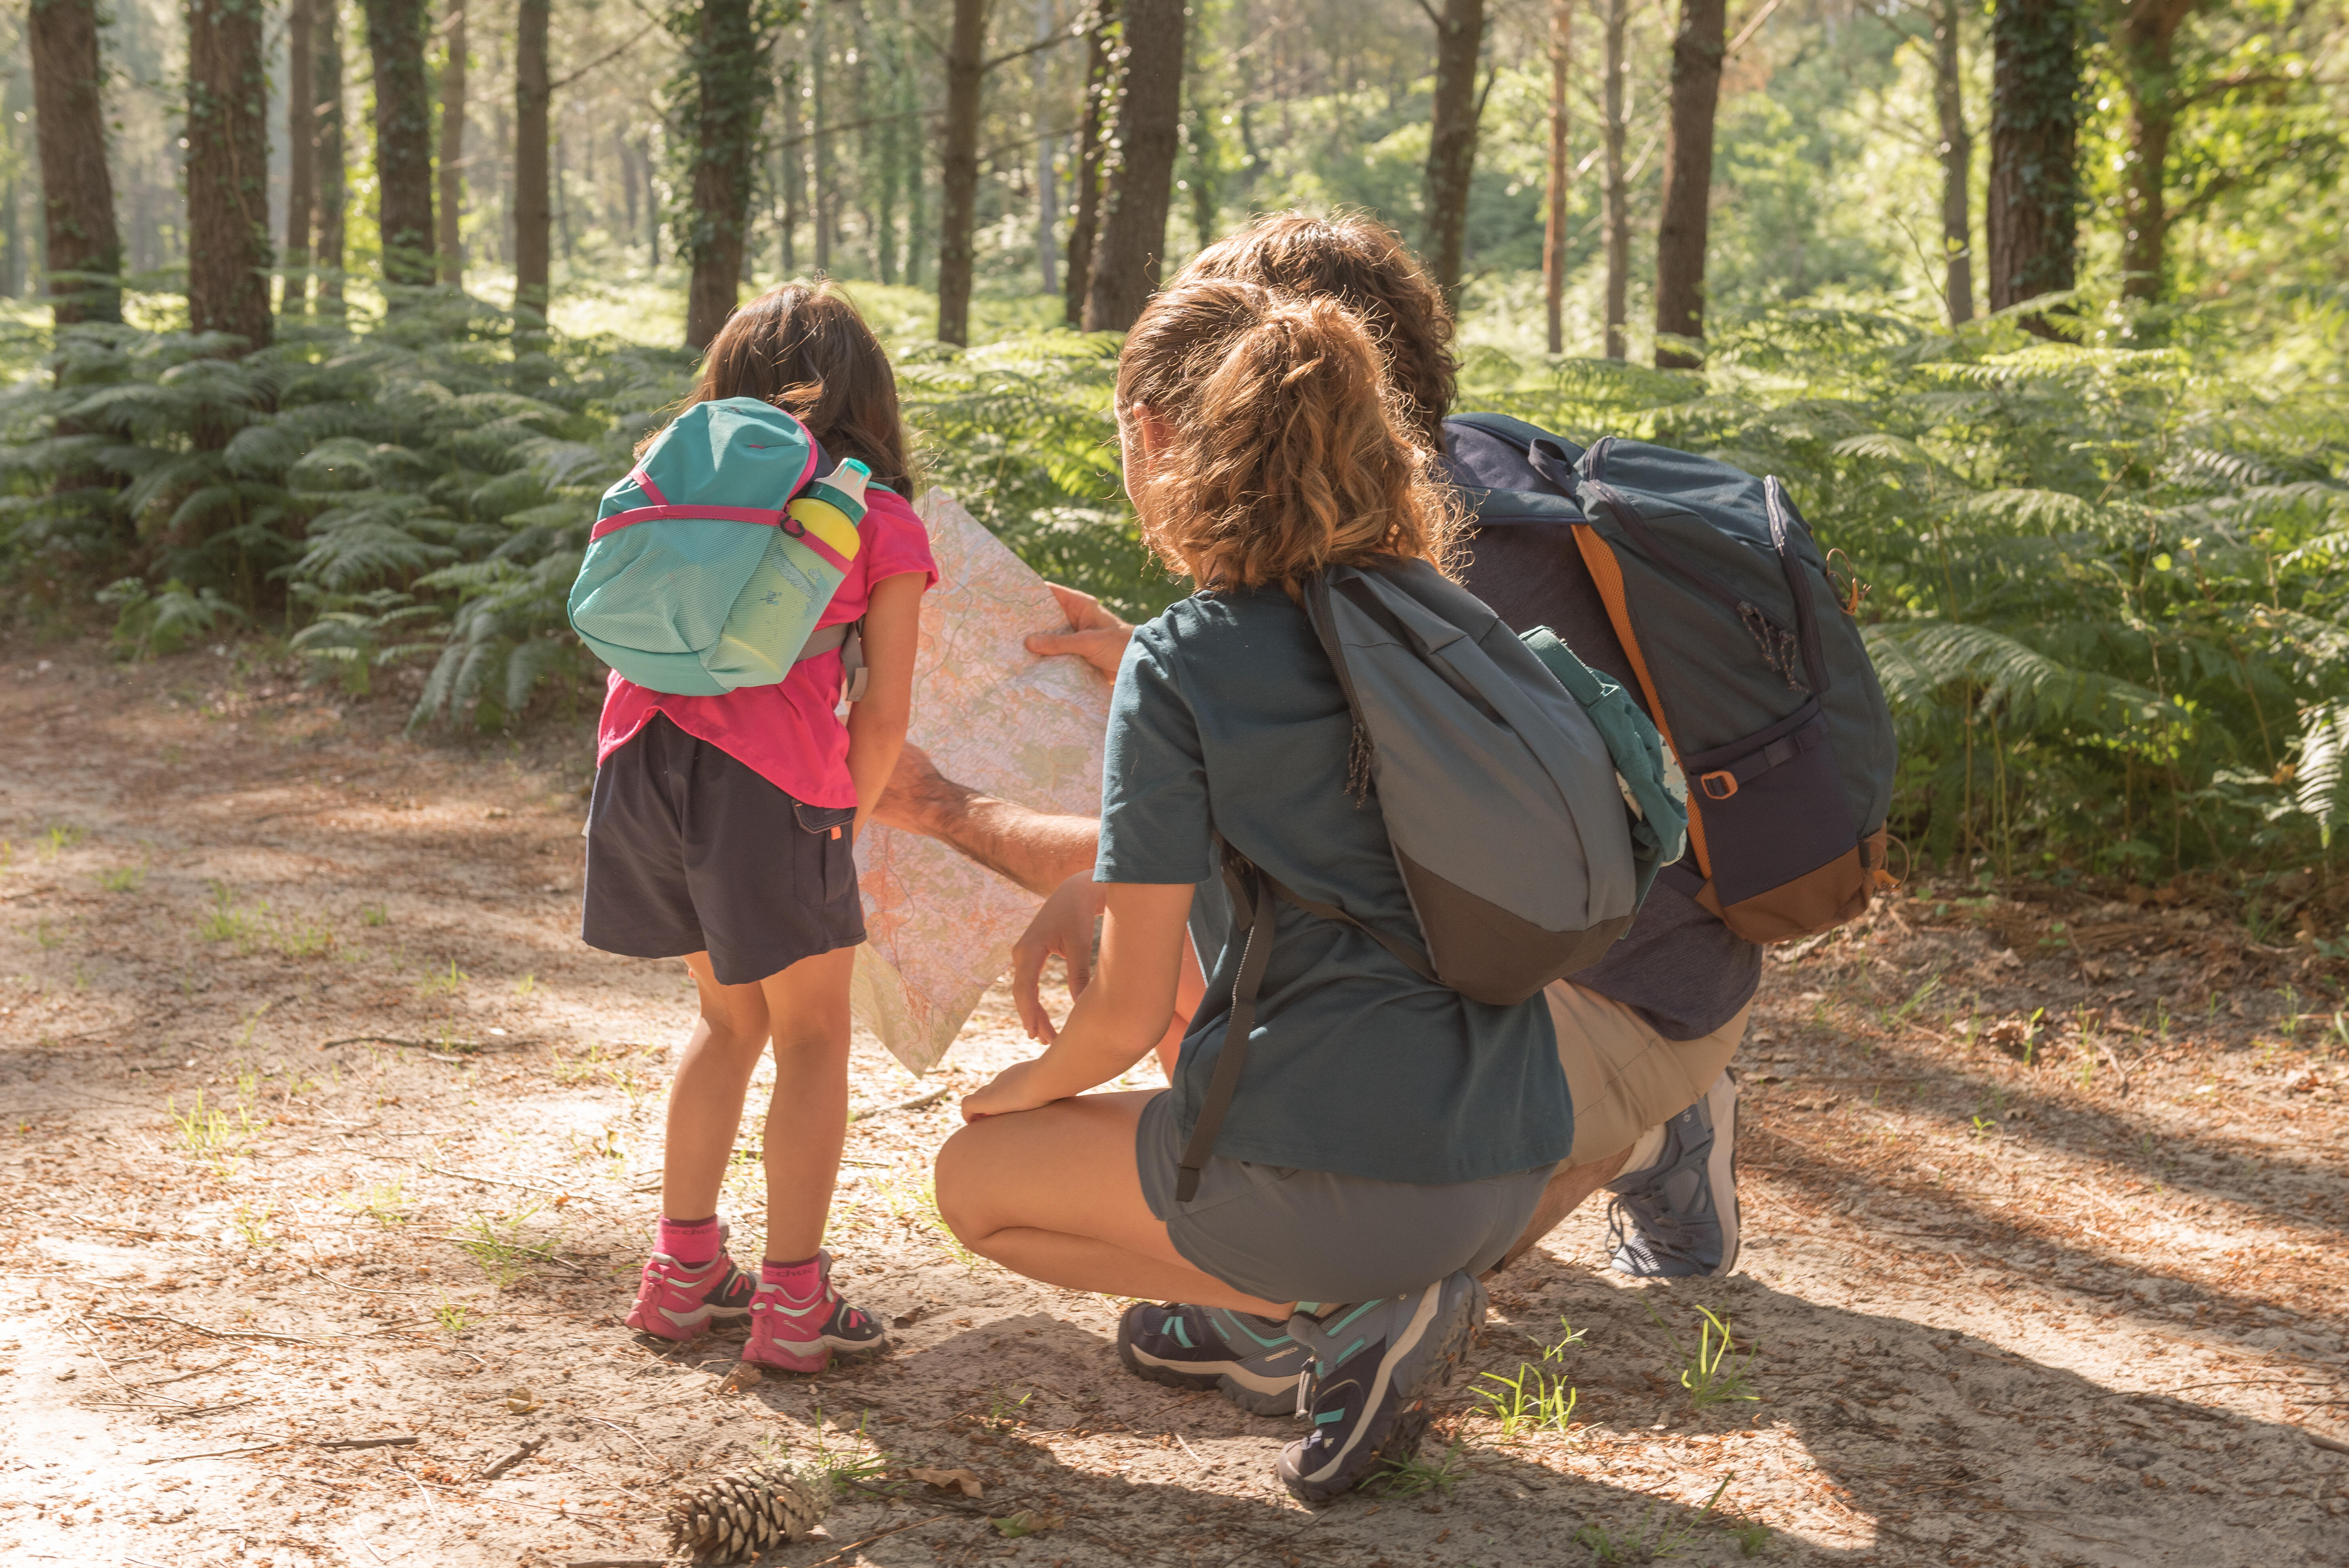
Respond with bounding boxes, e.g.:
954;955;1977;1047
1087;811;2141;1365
2;280;2346;919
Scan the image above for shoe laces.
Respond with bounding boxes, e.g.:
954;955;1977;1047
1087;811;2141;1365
1604;1188;1706;1268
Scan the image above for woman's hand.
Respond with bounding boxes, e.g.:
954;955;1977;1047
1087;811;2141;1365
960;1060;1051;1122
1025;583;1135;679
1011;872;1109;1043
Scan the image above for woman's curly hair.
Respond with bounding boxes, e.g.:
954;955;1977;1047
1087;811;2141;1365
1117;277;1463;595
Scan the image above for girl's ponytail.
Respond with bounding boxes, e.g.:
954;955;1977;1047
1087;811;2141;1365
1118;279;1459;594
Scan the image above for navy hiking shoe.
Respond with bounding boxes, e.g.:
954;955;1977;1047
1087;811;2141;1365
1605;1069;1740;1278
1117;1301;1308;1416
1275;1272;1486;1505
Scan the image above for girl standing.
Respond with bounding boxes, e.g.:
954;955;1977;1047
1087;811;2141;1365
583;283;935;1373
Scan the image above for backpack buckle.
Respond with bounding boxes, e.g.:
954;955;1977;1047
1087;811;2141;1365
1700;769;1740;801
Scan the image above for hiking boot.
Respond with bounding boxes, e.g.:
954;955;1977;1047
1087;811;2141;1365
1274;1272;1486;1505
624;1229;756;1342
1116;1301;1309;1417
742;1251;887;1374
1605;1069;1740;1278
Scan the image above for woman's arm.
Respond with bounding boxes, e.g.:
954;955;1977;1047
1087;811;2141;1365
843;571;928;841
962;880;1194;1120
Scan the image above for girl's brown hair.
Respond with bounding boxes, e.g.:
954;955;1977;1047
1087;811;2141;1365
1176;212;1456;453
652;280;913;496
1118;277;1461;595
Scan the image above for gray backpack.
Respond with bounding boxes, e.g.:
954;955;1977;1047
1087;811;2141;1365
1174;558;1687;1200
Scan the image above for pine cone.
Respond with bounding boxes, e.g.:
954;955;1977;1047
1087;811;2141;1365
665;1464;831;1566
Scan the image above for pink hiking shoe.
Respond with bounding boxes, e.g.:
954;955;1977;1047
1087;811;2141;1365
742;1250;887;1374
625;1238;756;1342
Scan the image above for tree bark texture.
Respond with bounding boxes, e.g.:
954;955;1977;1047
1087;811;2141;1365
1063;0;1114;327
811;0;831;272
1987;0;2082;329
779;62;802;276
316;4;348;313
365;0;437;288
1602;0;1629;361
1421;0;1486;304
682;0;767;350
28;0;122;325
1653;0;1725;369
1081;0;1183;332
2113;0;2198;302
1934;0;1974;324
283;0;316;313
187;0;274;351
936;0;985;347
1034;0;1057;296
438;3;468;287
514;0;551;330
1543;0;1571;355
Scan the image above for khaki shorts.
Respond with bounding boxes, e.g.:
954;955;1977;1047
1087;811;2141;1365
1546;984;1751;1168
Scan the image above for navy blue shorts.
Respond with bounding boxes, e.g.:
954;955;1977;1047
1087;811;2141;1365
581;714;865;986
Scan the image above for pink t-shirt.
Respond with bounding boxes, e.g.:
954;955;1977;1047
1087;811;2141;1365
595;486;938;808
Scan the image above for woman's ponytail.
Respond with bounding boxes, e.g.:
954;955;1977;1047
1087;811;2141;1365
1118;279;1460;594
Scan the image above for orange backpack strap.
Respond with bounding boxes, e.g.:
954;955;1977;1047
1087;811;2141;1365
1571;522;1712;882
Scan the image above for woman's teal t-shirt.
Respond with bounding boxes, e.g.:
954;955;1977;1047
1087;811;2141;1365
1095;585;1573;1187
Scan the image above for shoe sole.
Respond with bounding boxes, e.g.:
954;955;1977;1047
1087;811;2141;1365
743;1331;889;1375
1279;1275;1487;1505
1706;1068;1740;1278
1119;1340;1301;1418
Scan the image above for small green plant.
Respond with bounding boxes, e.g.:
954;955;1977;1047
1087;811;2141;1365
417;959;469;999
1879;972;1942;1030
984;1386;1035;1432
450;1201;554;1290
167;1089;260;1156
34;917;59;949
1577;1477;1735;1563
232;1201;275;1249
514;971;537;996
435;1298;471;1334
360;902;389;927
801;1406;892;1493
97;866;145;893
1970;1114;1996;1141
1476;1361;1579;1440
337;1179;412;1226
2279;985;2302;1040
1731;1520;1772;1557
1648;1302;1758;1411
1365;1439;1465;1499
36;825;86;860
2077;1055;2098;1090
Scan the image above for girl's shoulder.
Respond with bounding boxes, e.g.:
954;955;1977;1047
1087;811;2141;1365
858;485;939;584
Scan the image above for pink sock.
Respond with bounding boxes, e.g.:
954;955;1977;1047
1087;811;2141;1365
658;1215;722;1267
762;1253;823;1299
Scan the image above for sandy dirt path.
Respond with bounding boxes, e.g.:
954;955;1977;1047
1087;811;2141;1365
0;634;2344;1568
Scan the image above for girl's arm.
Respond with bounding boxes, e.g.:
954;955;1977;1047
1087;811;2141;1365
844;571;928;841
962;880;1195;1120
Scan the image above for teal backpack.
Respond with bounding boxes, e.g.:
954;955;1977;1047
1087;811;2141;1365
567;397;874;697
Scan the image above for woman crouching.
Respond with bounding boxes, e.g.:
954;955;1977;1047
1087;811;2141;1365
933;278;1571;1503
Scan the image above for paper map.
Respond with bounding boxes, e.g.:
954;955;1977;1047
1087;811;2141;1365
848;491;1113;1074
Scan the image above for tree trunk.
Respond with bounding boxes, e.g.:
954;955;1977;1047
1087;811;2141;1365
1421;0;1486;305
1034;0;1057;296
1081;0;1183;332
1063;0;1114;327
515;0;551;335
187;0;274;351
438;3;467;287
27;0;122;326
316;4;347;315
364;0;437;289
2114;0;2196;303
1933;0;1974;323
779;61;803;276
1542;0;1571;355
682;0;767;349
811;0;831;272
936;0;984;346
1986;0;2081;333
1601;0;1629;361
283;0;316;315
1652;0;1725;370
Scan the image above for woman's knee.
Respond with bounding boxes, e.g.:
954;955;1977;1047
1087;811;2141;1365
932;1123;998;1243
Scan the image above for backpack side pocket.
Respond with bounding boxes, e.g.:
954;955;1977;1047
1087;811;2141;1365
1679;701;1868;941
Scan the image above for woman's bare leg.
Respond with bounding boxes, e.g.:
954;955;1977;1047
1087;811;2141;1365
935;1091;1293;1317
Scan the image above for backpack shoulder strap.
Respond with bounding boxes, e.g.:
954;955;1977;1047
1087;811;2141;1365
1174;853;1278;1203
1445;411;1587;466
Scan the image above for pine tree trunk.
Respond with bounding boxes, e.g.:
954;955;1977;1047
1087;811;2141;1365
936;0;984;346
316;5;347;315
1081;0;1182;332
28;0;123;326
1033;0;1057;296
1542;0;1571;355
779;62;802;276
2114;0;2195;303
1063;0;1114;327
1421;0;1485;305
811;0;831;272
364;0;436;289
1934;0;1973;324
1986;0;2080;333
438;3;467;287
187;0;274;351
1601;0;1628;361
683;0;765;349
514;0;551;334
283;0;316;315
1652;0;1725;370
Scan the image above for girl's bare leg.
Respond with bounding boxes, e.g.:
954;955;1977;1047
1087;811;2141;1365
755;945;857;1262
935;1090;1293;1318
661;954;775;1225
